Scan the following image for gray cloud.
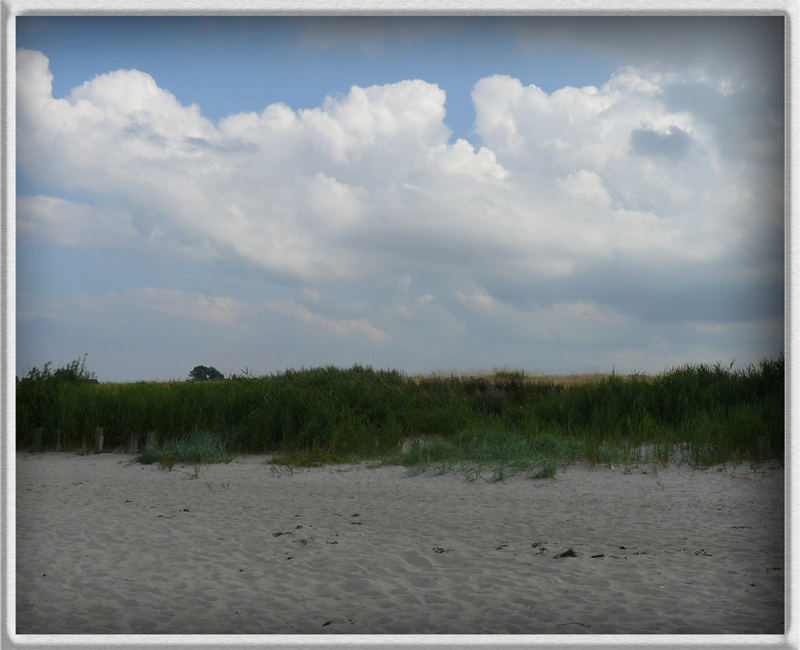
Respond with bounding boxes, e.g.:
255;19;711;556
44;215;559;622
630;127;691;160
514;17;783;87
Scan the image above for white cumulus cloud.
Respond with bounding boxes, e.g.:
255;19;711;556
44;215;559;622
15;46;783;377
18;49;777;287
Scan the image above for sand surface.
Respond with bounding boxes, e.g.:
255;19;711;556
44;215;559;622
15;451;784;635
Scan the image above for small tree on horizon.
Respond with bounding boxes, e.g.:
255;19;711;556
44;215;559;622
188;365;225;381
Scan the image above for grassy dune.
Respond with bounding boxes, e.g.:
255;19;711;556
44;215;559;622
16;356;784;478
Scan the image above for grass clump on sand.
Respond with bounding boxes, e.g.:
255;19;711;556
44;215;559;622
17;355;784;479
136;431;234;471
387;429;579;481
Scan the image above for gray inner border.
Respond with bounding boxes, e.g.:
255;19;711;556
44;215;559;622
1;1;795;649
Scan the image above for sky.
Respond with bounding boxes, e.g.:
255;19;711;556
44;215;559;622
14;16;785;382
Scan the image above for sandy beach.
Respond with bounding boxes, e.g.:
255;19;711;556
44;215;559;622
15;451;783;635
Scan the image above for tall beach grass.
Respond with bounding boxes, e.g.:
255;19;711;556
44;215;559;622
16;356;784;477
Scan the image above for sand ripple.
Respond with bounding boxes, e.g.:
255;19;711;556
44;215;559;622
15;452;783;634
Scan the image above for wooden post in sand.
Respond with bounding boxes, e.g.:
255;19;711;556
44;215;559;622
31;427;43;452
146;431;157;450
93;427;104;454
127;432;139;454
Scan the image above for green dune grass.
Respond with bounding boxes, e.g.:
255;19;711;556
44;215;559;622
16;355;784;478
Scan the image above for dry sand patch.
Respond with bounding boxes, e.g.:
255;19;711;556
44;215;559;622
15;452;783;635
